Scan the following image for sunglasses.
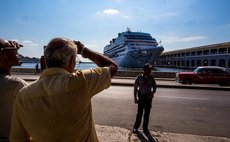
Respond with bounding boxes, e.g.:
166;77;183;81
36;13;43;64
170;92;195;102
0;47;18;51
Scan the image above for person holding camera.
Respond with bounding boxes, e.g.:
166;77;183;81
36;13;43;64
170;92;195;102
0;38;28;142
10;37;118;142
133;63;157;135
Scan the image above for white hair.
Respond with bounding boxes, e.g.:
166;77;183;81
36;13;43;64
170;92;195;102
45;38;77;67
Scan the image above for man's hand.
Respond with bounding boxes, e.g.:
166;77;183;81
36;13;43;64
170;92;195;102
73;40;118;77
0;39;23;49
8;40;23;48
73;41;84;54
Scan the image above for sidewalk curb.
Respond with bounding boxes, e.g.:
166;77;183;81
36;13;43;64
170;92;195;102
96;125;230;142
111;82;230;91
16;74;230;91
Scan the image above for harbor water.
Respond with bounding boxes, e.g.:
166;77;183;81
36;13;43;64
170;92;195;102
14;62;192;72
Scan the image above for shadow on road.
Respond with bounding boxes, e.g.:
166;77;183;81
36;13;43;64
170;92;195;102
134;131;158;142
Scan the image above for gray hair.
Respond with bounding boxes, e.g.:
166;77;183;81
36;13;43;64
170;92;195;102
44;38;77;68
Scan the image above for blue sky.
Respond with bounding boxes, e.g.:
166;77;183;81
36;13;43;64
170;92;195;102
1;0;230;58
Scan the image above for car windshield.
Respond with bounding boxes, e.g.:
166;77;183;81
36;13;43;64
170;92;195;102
193;68;200;73
224;68;230;73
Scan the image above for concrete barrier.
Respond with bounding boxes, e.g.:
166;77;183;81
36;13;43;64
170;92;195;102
115;70;176;78
11;68;37;74
11;68;176;78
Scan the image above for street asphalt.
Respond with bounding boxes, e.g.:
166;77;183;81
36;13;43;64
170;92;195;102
11;73;230;142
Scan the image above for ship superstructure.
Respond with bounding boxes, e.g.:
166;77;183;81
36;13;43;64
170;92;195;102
103;29;164;68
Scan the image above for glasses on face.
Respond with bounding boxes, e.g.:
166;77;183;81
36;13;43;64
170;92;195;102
0;47;17;51
0;47;18;56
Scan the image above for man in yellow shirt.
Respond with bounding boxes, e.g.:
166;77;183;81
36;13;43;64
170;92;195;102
10;38;118;142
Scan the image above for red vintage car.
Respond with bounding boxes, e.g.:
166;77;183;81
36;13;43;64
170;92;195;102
176;66;230;86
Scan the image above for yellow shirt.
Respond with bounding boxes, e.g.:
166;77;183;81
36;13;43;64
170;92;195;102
10;67;111;142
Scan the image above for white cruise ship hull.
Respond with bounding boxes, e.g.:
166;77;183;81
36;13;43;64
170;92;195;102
111;46;164;68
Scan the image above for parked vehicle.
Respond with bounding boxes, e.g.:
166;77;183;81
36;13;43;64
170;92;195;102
176;66;230;86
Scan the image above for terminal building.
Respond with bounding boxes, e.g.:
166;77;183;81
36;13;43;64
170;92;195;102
156;42;230;69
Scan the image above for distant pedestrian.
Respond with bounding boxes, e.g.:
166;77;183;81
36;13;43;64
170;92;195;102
133;63;157;135
10;37;118;142
0;38;28;142
35;63;39;73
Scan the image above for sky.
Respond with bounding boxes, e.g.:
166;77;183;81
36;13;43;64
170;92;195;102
0;0;230;58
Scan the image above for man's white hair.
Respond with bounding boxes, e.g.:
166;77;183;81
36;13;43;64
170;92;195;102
45;38;77;67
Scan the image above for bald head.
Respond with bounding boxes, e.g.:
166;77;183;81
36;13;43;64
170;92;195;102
44;38;77;68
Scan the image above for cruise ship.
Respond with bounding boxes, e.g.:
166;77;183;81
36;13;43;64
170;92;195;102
103;29;164;68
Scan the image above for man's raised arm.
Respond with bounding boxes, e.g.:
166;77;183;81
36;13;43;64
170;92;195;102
74;41;118;77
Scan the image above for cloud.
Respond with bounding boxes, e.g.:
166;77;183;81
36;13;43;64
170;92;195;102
109;0;124;3
22;40;39;48
104;9;120;15
122;15;130;19
15;17;30;24
151;12;178;20
164;35;207;44
7;39;38;47
85;44;98;48
98;8;120;15
159;12;178;17
96;8;130;20
10;39;19;42
106;0;124;3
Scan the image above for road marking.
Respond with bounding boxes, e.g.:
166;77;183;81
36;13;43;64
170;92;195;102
158;96;208;100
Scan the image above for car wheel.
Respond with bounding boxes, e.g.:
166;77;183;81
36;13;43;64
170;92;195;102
219;82;230;86
182;79;192;85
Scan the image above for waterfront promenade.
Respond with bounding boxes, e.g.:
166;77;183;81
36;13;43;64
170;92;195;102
10;73;230;142
12;73;230;91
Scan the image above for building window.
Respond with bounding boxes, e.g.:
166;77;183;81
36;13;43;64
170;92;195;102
210;59;216;66
197;60;201;67
203;50;209;55
177;61;180;66
203;60;208;66
181;60;185;66
210;49;217;54
191;60;195;67
228;59;230;68
167;61;171;65
186;52;190;56
219;59;226;67
186;60;190;66
197;51;202;56
219;48;227;54
228;60;230;68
